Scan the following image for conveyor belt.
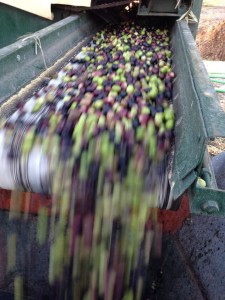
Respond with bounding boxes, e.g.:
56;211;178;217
0;22;175;299
0;23;174;200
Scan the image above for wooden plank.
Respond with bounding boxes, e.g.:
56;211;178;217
0;0;53;19
0;0;92;19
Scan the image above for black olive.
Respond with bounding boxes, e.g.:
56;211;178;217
109;130;115;142
112;64;118;71
103;104;111;115
156;106;163;113
132;117;139;129
120;91;127;98
115;95;122;102
134;91;142;98
58;83;66;89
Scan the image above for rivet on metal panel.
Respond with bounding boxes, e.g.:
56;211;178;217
16;55;21;62
202;200;219;214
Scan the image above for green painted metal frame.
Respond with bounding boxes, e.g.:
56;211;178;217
189;151;225;215
189;186;225;216
0;13;103;103
171;20;225;213
138;0;203;38
0;3;70;49
138;0;178;15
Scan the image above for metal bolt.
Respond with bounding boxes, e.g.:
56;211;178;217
202;200;219;214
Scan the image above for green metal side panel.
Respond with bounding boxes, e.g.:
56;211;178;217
178;22;225;138
171;21;225;200
0;3;68;48
177;0;204;38
0;13;103;103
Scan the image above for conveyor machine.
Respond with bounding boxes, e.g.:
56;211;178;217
0;1;225;299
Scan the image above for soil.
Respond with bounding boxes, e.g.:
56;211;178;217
196;3;225;156
197;6;225;61
197;19;225;60
208;82;225;156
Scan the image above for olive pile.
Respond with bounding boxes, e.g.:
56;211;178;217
4;23;175;299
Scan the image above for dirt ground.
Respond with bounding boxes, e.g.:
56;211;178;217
197;5;225;61
196;1;225;155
